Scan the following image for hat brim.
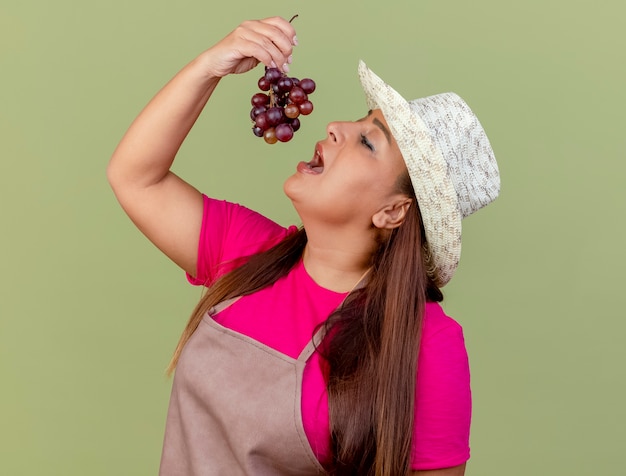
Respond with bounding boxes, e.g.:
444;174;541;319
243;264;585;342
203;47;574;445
358;60;462;286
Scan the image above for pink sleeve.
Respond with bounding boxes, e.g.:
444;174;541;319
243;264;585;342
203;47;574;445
186;194;298;286
411;307;472;470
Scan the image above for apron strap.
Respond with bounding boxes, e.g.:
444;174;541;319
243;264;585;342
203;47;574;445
297;325;327;362
208;296;242;316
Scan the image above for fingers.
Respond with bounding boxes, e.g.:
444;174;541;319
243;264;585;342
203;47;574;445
261;16;297;49
237;17;297;72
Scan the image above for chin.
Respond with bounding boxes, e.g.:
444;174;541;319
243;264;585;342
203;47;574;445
282;174;299;202
282;179;305;216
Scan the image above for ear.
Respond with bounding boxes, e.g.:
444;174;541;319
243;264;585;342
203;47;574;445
372;196;412;230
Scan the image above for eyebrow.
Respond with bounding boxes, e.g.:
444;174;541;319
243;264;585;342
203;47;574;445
373;117;392;145
359;109;392;146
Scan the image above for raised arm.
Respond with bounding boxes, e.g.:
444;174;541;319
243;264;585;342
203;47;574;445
107;17;297;277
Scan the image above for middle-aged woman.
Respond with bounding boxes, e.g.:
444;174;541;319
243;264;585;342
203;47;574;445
107;16;500;476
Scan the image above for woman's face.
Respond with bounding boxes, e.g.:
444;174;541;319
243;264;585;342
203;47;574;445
284;109;408;229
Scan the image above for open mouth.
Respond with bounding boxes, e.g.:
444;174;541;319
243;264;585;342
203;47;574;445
305;144;325;174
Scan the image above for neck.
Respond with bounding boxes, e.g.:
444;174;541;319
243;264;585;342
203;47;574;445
302;225;378;293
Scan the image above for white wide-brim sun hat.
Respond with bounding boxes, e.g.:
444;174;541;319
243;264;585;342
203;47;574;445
358;61;500;286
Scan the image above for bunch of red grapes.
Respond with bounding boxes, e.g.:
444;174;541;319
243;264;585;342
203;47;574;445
250;67;316;144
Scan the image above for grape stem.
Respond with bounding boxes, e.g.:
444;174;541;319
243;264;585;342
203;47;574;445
289;14;299;23
269;88;276;108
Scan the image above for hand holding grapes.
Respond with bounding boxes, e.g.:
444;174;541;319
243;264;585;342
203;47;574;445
195;16;315;144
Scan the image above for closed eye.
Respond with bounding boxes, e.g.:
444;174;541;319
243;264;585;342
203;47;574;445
360;134;375;152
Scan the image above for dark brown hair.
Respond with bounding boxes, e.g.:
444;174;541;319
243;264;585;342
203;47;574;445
167;172;442;475
323;173;442;475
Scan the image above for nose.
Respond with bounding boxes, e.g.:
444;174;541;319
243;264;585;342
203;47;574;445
326;121;349;144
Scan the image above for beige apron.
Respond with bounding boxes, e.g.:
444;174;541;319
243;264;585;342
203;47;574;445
159;297;329;475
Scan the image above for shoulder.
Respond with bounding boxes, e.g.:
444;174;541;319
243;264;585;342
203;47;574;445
188;195;298;285
421;302;465;346
201;194;298;245
202;195;285;229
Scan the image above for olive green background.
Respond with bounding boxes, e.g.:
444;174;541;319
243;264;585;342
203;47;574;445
1;0;624;474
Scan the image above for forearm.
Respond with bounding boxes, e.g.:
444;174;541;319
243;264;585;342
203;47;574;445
107;53;220;190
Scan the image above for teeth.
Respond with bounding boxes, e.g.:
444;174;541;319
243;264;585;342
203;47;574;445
310;150;320;166
306;146;324;173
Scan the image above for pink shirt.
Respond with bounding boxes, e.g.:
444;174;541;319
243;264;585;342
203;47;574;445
187;195;471;470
